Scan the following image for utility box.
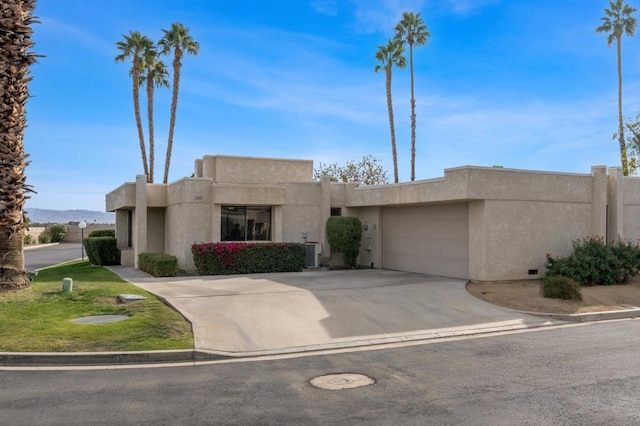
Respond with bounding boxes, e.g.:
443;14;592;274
62;277;73;292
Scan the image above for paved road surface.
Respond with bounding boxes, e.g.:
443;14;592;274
24;243;83;271
2;319;639;425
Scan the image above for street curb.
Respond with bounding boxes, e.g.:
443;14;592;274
519;307;640;322
24;243;60;251
0;350;231;367
3;312;639;367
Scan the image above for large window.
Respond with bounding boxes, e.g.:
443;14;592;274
221;206;272;241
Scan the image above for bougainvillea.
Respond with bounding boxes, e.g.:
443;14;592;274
191;242;306;275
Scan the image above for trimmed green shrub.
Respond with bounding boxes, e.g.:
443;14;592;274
48;224;67;243
83;236;120;266
38;231;52;244
542;275;582;300
326;216;362;268
191;242;306;275
23;233;32;245
138;253;179;277
88;229;115;238
545;236;640;285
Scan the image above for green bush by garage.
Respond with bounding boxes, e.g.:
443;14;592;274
138;253;179;277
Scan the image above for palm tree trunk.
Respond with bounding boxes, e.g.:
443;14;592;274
409;44;416;182
132;59;150;181
0;228;30;291
616;36;628;176
0;0;36;291
385;65;399;183
147;79;155;183
164;56;181;184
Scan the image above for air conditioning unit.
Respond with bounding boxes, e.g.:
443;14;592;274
304;243;322;268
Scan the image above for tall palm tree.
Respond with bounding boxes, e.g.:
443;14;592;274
395;11;431;181
596;0;637;176
159;22;199;184
375;39;406;184
0;0;37;291
115;31;155;182
140;50;169;183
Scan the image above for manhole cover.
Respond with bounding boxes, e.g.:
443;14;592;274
310;373;375;390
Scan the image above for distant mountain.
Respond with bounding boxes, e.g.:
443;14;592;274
26;208;115;225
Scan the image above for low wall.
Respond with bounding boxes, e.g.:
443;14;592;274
63;224;116;243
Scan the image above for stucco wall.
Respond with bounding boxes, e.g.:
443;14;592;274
348;207;382;268
280;182;323;243
201;155;313;184
106;182;136;211
469;199;592;281
165;202;212;271
623;176;640;241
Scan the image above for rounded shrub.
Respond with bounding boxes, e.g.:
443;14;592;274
542;275;582;300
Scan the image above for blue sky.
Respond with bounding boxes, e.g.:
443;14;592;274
25;0;640;211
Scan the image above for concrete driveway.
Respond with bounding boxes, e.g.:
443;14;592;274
109;267;559;356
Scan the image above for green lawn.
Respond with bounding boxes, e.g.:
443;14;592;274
0;261;194;352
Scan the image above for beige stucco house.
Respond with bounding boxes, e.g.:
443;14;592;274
106;155;640;281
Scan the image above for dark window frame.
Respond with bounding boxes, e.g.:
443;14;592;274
221;205;272;242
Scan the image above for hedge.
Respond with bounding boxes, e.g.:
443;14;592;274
191;242;306;275
138;253;179;277
88;229;115;238
83;236;120;266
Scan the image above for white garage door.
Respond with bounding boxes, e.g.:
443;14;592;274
382;203;469;279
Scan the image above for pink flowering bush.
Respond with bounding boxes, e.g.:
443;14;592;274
191;242;306;275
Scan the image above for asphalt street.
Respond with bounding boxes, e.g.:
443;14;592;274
24;243;83;271
2;319;639;425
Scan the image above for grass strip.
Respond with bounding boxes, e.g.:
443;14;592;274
0;261;193;352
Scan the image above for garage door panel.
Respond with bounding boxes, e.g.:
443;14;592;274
382;203;469;279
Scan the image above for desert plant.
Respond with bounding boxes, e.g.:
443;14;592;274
326;216;363;268
545;236;640;285
48;223;67;242
38;231;51;244
23;233;32;245
542;275;582;300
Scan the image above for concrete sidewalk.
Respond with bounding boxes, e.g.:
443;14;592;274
110;267;564;357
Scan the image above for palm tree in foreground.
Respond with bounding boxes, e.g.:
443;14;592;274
140;51;169;183
395;11;430;181
159;22;200;184
375;39;406;184
0;0;37;291
115;31;155;182
596;0;637;176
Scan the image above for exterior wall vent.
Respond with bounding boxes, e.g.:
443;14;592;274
528;269;538;275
